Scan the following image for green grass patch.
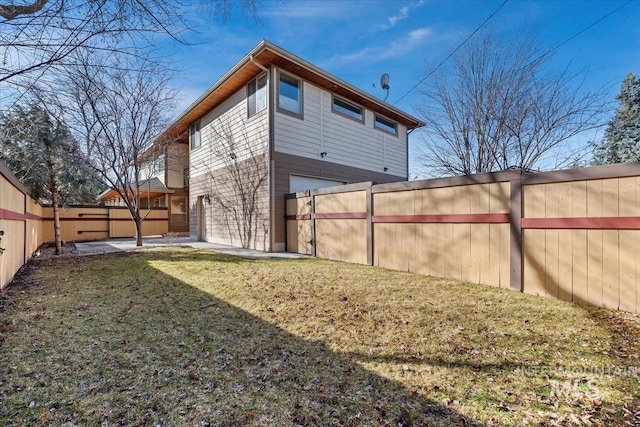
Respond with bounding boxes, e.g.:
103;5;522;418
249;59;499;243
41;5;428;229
0;248;638;426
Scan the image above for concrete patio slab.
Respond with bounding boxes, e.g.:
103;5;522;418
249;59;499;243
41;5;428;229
75;236;310;260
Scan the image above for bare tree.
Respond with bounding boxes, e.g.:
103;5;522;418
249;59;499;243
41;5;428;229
0;0;259;82
66;54;177;246
415;30;608;177
203;118;269;250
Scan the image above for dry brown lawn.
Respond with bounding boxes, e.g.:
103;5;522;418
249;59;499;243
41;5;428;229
0;248;638;426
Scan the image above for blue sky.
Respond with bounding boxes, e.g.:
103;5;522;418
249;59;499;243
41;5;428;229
166;0;639;173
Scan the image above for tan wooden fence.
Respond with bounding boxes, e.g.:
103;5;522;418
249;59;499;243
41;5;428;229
286;163;640;314
0;160;168;289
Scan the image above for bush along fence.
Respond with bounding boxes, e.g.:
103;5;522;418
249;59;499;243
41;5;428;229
0;160;168;289
286;162;640;314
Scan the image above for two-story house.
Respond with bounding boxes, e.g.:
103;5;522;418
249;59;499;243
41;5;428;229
99;142;189;235
155;40;424;251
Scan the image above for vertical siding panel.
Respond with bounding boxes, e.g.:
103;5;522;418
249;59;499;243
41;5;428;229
474;223;489;285
545;183;560;299
571;181;588;304
499;223;510;289
486;223;501;287
587;180;603;308
602;179;620;309
556;182;573;301
523;184;546;296
618;177;638;313
413;190;429;275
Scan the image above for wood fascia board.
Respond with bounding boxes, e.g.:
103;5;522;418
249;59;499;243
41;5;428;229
158;40;424;144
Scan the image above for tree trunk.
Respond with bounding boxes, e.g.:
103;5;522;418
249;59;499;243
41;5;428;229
44;136;62;255
51;185;62;255
134;204;143;247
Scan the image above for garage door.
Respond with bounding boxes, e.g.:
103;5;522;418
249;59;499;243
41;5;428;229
289;175;345;193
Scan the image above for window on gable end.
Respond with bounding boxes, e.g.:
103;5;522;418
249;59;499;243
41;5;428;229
190;121;201;149
278;72;302;116
247;73;267;117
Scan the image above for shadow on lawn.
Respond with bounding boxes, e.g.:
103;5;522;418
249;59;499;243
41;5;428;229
0;252;482;427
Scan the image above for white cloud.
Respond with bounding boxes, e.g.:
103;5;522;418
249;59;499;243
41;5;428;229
263;1;353;19
328;27;432;67
382;1;426;30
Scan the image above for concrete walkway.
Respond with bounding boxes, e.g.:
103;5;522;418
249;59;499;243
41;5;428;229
75;236;309;260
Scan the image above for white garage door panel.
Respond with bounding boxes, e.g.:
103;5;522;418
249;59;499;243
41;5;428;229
289;175;345;193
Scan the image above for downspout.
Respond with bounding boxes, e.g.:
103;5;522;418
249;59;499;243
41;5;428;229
250;55;274;251
407;127;416;181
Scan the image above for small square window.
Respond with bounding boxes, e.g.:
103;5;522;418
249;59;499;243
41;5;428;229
278;72;302;116
190;121;201;149
332;96;364;122
374;114;397;135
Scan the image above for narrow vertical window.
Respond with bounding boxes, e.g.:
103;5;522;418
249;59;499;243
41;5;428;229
190;121;201;149
278;72;302;116
247;73;267;117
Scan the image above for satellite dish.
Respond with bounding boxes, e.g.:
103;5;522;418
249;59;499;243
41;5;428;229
380;73;390;101
380;73;390;90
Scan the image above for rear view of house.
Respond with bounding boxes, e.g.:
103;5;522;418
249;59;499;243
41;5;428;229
158;40;423;251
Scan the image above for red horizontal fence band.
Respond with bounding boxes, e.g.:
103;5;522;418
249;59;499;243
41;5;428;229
26;212;43;221
522;216;640;229
372;213;510;224
286;214;311;221
42;217;167;222
314;212;367;220
0;208;25;221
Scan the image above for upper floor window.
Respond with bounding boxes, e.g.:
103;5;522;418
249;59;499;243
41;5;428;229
332;96;364;122
278;72;302;116
247;73;267;117
190;121;201;149
153;154;165;173
374;114;397;136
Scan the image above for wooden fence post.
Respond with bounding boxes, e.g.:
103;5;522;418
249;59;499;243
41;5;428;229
366;184;373;266
510;175;523;291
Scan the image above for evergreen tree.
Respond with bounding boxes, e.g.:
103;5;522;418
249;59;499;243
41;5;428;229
0;103;102;254
593;72;640;164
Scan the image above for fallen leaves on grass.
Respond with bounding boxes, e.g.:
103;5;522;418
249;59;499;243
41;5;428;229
0;248;638;426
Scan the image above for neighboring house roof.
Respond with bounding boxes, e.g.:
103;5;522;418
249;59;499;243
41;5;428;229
159;39;425;142
98;177;173;201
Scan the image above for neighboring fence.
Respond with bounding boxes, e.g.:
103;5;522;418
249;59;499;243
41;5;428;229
0;160;168;289
286;163;640;314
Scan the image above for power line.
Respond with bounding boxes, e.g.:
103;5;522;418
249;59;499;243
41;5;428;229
394;0;634;107
392;0;509;106
526;0;633;67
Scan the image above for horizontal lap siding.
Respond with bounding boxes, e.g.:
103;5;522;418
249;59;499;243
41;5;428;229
522;177;640;313
274;81;407;177
188;81;270;250
190;155;270;251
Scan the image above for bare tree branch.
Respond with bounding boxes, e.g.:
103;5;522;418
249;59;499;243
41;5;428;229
415;29;609;177
0;0;48;20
